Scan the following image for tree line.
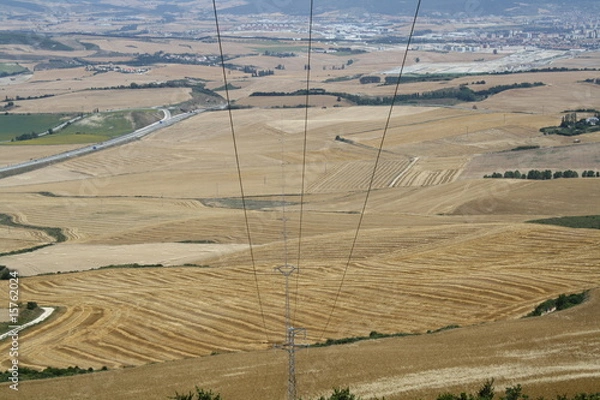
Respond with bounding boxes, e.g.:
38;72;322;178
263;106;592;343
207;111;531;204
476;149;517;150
0;366;108;382
3;94;55;102
484;169;599;180
584;78;600;85
250;82;544;106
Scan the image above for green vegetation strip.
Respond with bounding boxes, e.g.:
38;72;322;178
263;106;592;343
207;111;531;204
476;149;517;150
178;240;218;244
250;82;544;106
314;291;588;350
95;263;165;270
312;325;460;348
527;216;600;230
94;263;209;270
0;366;108;382
0;213;66;257
0;63;30;78
484;169;595;180
526;291;588;317
5;109;161;145
0;32;73;51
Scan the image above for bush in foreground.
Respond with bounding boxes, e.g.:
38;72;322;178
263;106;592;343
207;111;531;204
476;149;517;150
170;381;600;400
170;387;222;400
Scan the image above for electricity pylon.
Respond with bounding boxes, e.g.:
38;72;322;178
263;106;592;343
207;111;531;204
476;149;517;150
276;264;305;400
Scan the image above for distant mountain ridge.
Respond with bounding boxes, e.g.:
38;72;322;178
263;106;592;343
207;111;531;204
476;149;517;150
1;0;598;19
221;0;598;16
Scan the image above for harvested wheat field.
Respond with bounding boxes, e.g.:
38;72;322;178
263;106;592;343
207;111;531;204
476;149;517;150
0;90;599;400
2;288;599;400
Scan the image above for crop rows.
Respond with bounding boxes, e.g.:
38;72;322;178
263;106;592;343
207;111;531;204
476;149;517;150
390;168;460;187
3;222;598;370
307;159;411;192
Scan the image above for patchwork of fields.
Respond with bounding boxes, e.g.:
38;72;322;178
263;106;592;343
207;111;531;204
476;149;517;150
0;35;599;399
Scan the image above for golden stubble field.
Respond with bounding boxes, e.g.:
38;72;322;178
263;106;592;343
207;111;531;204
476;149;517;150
0;39;599;399
2;288;599;400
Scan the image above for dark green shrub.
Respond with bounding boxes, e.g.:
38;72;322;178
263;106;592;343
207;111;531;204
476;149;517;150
319;388;358;400
501;384;527;400
170;387;222;400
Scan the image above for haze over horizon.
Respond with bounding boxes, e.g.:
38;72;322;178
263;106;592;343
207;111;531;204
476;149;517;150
1;0;599;19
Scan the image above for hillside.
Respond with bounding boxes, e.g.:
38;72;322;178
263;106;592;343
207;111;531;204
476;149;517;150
2;289;599;399
1;103;599;400
3;0;598;17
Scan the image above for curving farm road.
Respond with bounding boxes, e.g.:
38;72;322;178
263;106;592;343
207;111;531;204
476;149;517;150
0;307;54;341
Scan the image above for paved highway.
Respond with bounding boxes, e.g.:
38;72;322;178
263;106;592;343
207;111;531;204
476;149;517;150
0;107;219;179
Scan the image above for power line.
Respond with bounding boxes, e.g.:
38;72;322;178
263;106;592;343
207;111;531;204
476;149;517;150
293;0;315;328
296;0;315;271
211;0;271;344
318;0;423;341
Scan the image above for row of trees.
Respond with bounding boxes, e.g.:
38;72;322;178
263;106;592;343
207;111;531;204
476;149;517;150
584;78;600;85
249;82;544;106
484;169;599;180
86;79;221;100
3;94;54;102
473;82;544;97
91;79;198;91
0;366;108;382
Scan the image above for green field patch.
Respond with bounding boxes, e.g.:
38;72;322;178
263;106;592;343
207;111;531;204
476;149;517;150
252;44;305;54
8;133;107;145
0;31;73;51
59;109;161;139
527;215;600;229
0;114;74;142
0;63;29;77
1;109;162;145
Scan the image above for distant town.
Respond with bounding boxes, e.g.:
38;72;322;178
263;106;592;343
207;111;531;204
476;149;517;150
1;4;598;53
